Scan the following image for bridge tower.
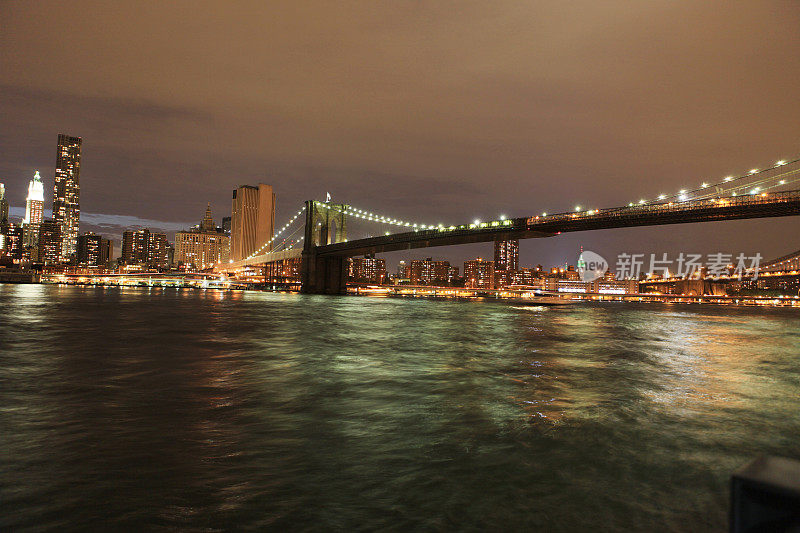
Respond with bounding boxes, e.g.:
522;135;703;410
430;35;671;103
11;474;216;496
301;200;350;294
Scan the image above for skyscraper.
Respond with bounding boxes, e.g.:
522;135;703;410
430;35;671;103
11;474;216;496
23;171;45;247
230;184;275;261
52;134;82;259
0;183;8;223
493;239;519;288
494;240;519;271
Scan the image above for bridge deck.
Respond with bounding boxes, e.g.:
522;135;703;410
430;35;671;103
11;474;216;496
318;190;800;257
222;248;302;270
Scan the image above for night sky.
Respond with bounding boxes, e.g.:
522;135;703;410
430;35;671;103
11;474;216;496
2;2;799;269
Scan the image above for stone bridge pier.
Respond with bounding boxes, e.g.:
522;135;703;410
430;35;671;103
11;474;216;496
301;200;350;294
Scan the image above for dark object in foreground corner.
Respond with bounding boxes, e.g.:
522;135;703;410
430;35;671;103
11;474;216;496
731;455;800;532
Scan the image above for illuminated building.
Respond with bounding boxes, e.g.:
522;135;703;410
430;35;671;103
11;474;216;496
494;240;518;270
409;258;453;285
1;224;23;263
175;204;230;270
448;266;460;281
230;184;275;261
122;229;170;269
595;279;639;295
77;232;112;267
464;258;495;289
221;216;231;235
148;233;169;269
349;256;387;283
492;240;519;288
37;220;62;265
0;183;8;223
731;274;800;295
52;134;81;259
511;267;539;286
494;269;511;288
397;260;408;279
544;278;638;294
22;171;45;247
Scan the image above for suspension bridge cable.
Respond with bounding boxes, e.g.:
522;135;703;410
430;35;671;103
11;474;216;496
246;205;306;260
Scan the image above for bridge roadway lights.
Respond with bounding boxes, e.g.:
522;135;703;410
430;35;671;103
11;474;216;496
300;251;347;294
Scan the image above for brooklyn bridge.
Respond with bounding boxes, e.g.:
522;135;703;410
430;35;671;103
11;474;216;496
217;156;800;293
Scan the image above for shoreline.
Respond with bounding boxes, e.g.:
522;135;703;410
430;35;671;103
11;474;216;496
3;280;799;307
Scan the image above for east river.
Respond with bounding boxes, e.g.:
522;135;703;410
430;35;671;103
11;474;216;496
1;285;799;531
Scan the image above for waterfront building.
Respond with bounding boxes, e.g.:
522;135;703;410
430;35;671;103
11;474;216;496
175;204;230;270
464;258;495;289
448;266;460;282
77;232;113;267
409;259;431;284
37;220;62;265
263;257;302;281
148;233;169;269
0;183;8;223
350;256;387;284
52;134;82;259
22;171;45;247
121;230;147;265
230;184;275;261
731;274;800;295
511;267;539;286
494;269;512;288
544;278;639;294
0;223;24;263
595;279;639;295
121;229;169;269
408;258;453;284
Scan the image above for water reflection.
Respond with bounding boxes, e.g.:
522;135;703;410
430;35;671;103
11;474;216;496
0;287;798;530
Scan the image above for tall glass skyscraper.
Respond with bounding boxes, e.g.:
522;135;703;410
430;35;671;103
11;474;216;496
53;134;81;259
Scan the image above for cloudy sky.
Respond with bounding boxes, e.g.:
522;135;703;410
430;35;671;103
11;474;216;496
1;1;799;268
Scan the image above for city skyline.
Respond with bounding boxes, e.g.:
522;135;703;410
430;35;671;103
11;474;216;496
2;6;799;530
3;150;800;277
2;3;799;269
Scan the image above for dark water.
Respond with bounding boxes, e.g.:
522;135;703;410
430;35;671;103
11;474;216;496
1;285;799;531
